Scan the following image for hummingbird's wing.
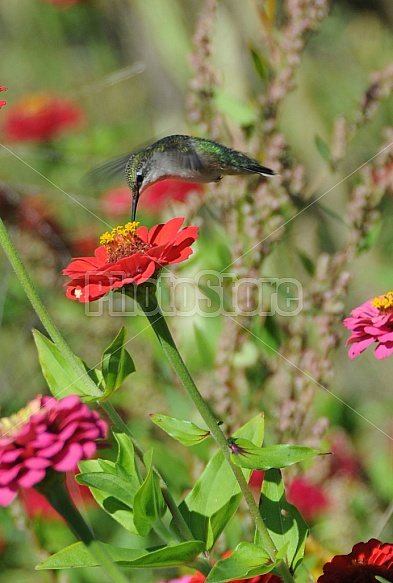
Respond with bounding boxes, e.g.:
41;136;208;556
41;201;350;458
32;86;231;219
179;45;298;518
83;153;131;186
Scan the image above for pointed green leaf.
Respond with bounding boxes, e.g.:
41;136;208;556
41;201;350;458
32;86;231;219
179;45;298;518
230;440;320;470
113;430;142;481
257;468;308;572
37;540;205;570
77;459;140;535
133;450;166;536
150;413;210;446
77;433;142;534
249;45;269;81
101;326;135;396
315;134;331;163
33;329;102;399
206;542;275;582
178;414;264;549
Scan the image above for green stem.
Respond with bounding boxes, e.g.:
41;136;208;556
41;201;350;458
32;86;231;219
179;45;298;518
35;474;129;583
138;291;293;583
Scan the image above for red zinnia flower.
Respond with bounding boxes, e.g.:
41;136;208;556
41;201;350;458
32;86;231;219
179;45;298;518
3;92;83;142
344;292;393;359
63;217;198;302
0;395;107;506
0;86;7;109
318;539;393;582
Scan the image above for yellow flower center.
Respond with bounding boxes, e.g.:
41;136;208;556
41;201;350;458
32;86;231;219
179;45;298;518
371;291;393;312
0;396;42;437
99;222;151;263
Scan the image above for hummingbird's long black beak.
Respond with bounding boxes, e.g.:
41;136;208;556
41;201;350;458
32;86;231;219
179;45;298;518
131;192;139;222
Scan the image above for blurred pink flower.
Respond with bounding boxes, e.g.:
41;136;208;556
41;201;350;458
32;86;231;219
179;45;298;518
318;538;393;582
287;478;329;522
101;187;132;218
0;395;107;506
139;179;203;213
344;292;393;359
101;181;203;220
156;577;194;583
3;92;83;141
0;86;7;109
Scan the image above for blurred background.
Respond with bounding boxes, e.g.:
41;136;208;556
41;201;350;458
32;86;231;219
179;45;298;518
1;1;393;581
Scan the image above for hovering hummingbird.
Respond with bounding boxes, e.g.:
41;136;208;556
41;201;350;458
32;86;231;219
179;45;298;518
88;134;276;221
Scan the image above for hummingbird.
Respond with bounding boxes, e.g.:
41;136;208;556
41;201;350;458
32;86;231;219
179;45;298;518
88;135;276;221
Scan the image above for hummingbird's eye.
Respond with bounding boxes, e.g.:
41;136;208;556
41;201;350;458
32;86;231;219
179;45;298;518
136;172;144;188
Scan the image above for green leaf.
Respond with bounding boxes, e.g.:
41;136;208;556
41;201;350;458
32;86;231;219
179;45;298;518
214;89;256;126
77;432;142;534
150;413;210;446
33;329;102;399
113;430;142;481
133;450;167;536
178;414;264;549
230;440;321;470
257;468;308;572
249;44;269;81
315;134;331;163
101;326;135;396
297;250;315;276
206;542;276;582
37;540;205;570
77;459;140;535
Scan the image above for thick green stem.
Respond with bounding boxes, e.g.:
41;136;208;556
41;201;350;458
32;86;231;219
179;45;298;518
35;474;129;583
138;291;293;582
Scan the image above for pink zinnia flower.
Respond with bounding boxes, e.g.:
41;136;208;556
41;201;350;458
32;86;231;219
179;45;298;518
63;218;198;302
0;86;6;109
318;538;393;582
3;92;83;141
344;292;393;359
0;395;107;506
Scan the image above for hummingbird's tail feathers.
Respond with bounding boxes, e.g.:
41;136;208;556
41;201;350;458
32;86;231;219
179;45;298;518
83;153;131;186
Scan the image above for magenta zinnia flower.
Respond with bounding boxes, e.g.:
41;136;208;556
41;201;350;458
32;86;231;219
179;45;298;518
344;292;393;359
63;218;198;302
0;395;107;506
318;538;393;582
